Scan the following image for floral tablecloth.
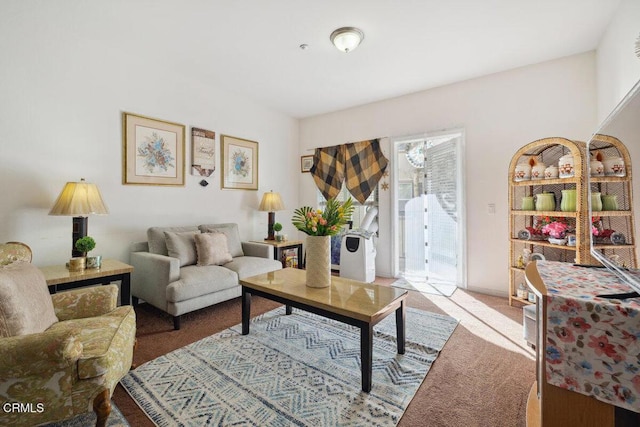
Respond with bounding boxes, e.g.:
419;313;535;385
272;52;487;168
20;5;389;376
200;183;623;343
536;261;640;412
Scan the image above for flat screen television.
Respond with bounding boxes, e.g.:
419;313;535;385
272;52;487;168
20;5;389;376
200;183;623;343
588;78;640;296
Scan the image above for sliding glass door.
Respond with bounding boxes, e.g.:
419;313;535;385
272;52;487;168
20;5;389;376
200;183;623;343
392;130;466;288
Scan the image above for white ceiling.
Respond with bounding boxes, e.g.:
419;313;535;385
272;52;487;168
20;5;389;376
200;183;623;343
42;0;622;118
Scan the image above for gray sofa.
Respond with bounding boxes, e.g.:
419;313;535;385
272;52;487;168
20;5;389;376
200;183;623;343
130;223;282;329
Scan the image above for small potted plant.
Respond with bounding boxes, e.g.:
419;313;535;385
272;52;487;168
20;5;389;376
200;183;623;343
75;236;102;268
273;223;284;241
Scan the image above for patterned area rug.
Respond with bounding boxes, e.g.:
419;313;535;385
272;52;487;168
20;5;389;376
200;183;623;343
43;403;128;426
121;306;458;426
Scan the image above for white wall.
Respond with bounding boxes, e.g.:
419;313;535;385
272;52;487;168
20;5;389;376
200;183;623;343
0;4;299;266
300;53;597;295
596;0;640;121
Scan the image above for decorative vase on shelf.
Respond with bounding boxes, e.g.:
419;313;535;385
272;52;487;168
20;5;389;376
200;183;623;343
531;162;546;179
602;194;619;211
544;165;558;179
591;192;603;212
514;162;531;181
560;189;576;212
521;196;535;211
558;154;575;178
535;192;555;211
603;156;625;177
305;235;331;288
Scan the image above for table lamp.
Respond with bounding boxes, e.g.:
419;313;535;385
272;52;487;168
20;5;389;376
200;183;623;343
49;178;109;257
258;190;284;240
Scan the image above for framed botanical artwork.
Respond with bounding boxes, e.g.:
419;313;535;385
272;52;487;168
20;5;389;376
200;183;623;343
301;155;314;173
122;112;185;186
191;127;215;177
220;134;258;190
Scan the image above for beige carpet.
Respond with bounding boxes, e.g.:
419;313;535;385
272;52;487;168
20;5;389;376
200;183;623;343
114;278;536;426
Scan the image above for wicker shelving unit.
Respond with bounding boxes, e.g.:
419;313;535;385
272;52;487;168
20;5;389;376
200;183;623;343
508;136;637;306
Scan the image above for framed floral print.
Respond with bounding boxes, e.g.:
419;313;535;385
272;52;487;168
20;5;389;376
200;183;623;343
122;112;185;186
220;134;258;190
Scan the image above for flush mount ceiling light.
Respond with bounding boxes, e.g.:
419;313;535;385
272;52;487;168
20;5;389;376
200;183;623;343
330;27;364;53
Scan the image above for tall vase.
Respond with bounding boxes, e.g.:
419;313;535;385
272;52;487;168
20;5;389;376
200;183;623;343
305;235;331;288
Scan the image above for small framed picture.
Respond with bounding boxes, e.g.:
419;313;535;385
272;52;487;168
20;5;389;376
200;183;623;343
301;155;314;173
191;127;215;177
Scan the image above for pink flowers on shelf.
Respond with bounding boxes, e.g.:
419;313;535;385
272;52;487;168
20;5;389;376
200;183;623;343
541;221;569;239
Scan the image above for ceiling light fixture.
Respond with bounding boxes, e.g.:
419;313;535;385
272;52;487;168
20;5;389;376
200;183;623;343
330;27;364;53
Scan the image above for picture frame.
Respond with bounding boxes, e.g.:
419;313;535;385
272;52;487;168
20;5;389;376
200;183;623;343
221;134;258;190
191;127;216;177
122;112;185;186
301;155;314;173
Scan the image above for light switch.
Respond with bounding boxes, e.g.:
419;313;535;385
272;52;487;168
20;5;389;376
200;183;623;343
487;203;496;214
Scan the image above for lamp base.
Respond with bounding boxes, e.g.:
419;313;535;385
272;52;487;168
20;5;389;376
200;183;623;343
266;211;275;240
72;216;88;257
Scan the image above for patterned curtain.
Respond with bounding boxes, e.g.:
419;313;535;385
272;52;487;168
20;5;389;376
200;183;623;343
310;139;388;203
344;139;388;204
310;145;345;201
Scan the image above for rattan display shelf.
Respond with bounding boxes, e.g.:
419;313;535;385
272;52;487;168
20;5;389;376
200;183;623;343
594;210;633;217
511;210;578;217
510;238;577;250
509;136;637;306
511;177;579;186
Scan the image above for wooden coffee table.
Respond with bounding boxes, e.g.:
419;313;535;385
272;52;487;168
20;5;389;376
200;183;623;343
240;268;408;392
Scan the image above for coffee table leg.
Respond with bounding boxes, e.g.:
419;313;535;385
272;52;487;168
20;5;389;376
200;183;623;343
361;324;373;393
242;287;251;335
396;300;405;354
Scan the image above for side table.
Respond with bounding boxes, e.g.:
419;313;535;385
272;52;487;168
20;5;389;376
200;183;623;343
39;259;133;306
253;240;304;269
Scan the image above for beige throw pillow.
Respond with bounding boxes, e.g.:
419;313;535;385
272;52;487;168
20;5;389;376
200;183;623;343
195;233;233;266
165;230;201;267
0;262;58;337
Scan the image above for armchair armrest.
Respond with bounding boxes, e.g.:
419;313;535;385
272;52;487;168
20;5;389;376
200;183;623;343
0;328;82;376
130;250;180;308
242;242;274;259
52;284;119;321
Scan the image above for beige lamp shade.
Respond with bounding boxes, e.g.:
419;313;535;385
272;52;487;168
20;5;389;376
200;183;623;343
49;179;109;216
259;191;285;212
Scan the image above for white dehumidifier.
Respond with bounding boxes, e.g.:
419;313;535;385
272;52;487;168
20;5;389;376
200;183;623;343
339;231;376;283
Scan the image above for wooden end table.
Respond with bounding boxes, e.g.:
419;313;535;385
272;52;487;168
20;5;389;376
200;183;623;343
39;259;133;306
240;268;407;392
252;240;304;268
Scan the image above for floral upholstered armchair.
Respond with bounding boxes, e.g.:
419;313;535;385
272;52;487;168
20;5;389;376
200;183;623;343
0;243;136;427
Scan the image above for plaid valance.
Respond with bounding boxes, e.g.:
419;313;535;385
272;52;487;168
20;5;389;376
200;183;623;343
310;139;388;204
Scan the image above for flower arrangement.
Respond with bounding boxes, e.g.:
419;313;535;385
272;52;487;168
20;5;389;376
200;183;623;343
592;216;614;238
292;198;354;236
542;221;569;239
526;216;567;239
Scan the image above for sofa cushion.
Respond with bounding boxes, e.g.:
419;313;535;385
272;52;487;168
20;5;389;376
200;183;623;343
148;226;199;256
195;233;233;266
166;265;239;303
199;223;244;257
165;230;201;267
0;262;58;337
223;256;283;280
